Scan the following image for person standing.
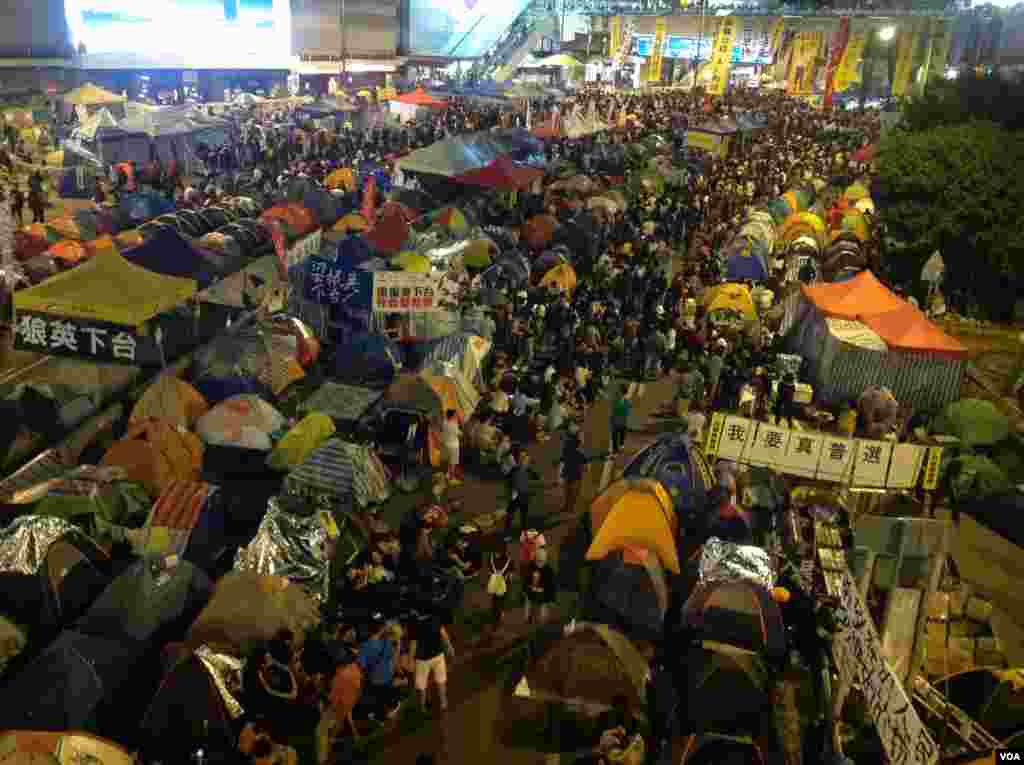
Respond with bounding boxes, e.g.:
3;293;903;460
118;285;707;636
9;186;24;227
610;388;632;454
560;424;605;515
523;546;556;625
409;610;454;717
440;409;462;485
776;373;797;428
504;448;539;536
485;541;513;633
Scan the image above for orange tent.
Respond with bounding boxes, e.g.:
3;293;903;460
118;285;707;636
801;271;966;357
260;203;318;239
391;88;448;107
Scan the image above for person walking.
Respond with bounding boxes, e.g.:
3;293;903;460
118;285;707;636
409;609;454;717
504;448;539;536
560;423;605;515
440;409;462;485
610;388;632;454
523;546;556;625
485;541;513;634
9;186;24;227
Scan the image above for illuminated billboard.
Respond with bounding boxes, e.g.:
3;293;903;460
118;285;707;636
636;34;771;64
65;0;292;69
406;0;532;58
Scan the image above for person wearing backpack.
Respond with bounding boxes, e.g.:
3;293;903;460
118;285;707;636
610;389;632;454
485;540;513;634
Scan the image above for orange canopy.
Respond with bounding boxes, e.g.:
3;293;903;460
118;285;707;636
802;271;966;358
392;88;448;107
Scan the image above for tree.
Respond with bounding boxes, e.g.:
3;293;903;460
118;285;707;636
901;72;1024;132
874;120;1024;320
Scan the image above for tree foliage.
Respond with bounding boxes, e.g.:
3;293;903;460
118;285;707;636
901;72;1024;132
874;120;1024;319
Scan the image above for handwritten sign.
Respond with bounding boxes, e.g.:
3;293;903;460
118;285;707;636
832;565;939;765
716;415;754;462
304;257;371;308
13;311;147;365
852;439;893;487
372;272;442;314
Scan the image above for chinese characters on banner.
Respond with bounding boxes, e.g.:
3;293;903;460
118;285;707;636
648;17;668;83
832;565;939;765
708;17;739;95
372;272;442;314
704;415;936;489
835;32;867;92
13;312;142;364
304;257;372;307
609;16;623;60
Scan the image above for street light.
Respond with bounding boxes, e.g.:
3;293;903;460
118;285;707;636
878;25;896;42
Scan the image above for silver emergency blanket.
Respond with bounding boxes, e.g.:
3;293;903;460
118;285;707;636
195;644;246;719
233;498;330;603
698;537;775;591
420;235;496;265
0;515;79;575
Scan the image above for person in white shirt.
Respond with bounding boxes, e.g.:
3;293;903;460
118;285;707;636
441;409;462;485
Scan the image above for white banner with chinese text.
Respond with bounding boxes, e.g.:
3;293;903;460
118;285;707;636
372;272;444;314
705;414;933;489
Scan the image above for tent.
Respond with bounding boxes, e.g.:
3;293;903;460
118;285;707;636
703;283;757;321
419;366;480;420
195;395;287;451
267;413;336;472
0;731;135;765
623;433;715;516
587;546;669;642
0;629;147;732
396;131;539;178
422;333;491;385
285;439;392;508
539;263;578;293
515;622;649;712
122;228;238;288
451;155;543;191
14;247;196;328
679;642;771;734
101;419;204;498
586;479;680;574
681;580;787;661
678;734;767;765
75;557;213;644
782;271;967;410
389;88;448;124
365;204;411;256
380;373;461;420
332;333;403;387
301;381;385;423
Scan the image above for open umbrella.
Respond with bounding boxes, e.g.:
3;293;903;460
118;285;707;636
392;252;432;272
932;399;1011;447
461;239;496;270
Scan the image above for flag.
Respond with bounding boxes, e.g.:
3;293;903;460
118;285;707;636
824;17;851;108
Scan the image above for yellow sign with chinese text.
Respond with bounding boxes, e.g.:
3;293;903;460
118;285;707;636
892;25;918;97
609;16;623;60
648;17;668;83
708;17;738;94
835;31;866;92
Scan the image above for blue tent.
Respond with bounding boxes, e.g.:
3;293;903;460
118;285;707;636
623;433;715;516
122;228;224;288
336;233;374;265
725;251;768;282
303;187;353;227
334;332;403;386
118;191;175;226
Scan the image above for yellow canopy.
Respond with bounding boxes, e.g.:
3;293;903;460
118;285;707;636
587;479;680;574
703;283;757;321
62;83;126;106
14;247;197;328
539;263;578;292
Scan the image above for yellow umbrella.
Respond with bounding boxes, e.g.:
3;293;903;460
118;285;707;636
843;182;869;202
539;263;578;292
325;168;356;192
392;253;432;272
334;212;370;233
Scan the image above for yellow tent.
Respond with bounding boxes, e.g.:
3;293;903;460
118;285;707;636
267;412;337;471
333;212;369;233
326;168;357;192
586;479;680;574
14;247;196;327
129;374;210;430
539;263;578;292
703;283;757;321
62;83;126;107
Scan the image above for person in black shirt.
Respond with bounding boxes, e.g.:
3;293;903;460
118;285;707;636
408;611;454;716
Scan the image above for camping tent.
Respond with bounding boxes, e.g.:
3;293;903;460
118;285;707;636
285;439;392;508
704;283;757;321
14;247;196;327
422;333;491;385
782;270;967;410
586;479;680;574
681;580;787;660
587;547;669;641
623;433;715;516
932;668;1024;741
122;228;232;289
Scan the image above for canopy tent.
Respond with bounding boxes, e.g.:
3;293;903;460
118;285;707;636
14;247;196;328
586;479;680;574
623;433;715;515
783;271;966;410
63;83;126;108
450;155;543;191
534;53;581;67
74;109;120;142
396;131;543;178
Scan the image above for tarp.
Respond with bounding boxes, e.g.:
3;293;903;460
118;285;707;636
802;271;967;357
587;479;680;574
63;83;126;107
703;283;757;321
14;247;196;327
450;155;543;191
285;439;391;507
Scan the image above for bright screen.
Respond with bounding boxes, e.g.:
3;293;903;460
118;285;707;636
642;35;771;64
407;0;532;58
66;0;292;69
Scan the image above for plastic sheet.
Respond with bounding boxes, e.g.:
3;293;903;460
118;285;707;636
698;537;775;591
195;644;245;720
0;515;80;574
233;498;331;604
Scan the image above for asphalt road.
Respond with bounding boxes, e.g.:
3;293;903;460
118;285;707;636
367;378;675;765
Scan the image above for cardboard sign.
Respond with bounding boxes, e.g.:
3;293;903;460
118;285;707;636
716;416;755;462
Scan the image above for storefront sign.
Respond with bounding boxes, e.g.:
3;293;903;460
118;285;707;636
304;257;373;308
832;565;939;765
285;229;322;270
705;415;932;489
13;311;147;365
372;272;442;314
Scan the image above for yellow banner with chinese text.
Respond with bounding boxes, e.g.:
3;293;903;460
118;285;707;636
769;18;786;57
835;31;866;92
648;17;668;83
609;16;623;60
708;17;738;95
892;24;919;97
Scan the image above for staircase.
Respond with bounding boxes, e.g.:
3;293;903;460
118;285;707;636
467;1;557;82
912;674;1002;754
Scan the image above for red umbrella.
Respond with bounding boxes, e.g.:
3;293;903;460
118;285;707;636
852;144;876;162
451;155;543;191
392;88;448;107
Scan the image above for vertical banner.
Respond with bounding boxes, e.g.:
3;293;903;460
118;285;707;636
609;16;622;60
649;17;668;83
892;23;919;97
824;17;851;108
708;16;738;95
800;32;824;92
835;31;867;92
769;18;786;59
787;32;816;93
927;17;952;82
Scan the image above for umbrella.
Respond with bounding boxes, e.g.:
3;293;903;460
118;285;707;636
461;239;496;269
852;144;876;162
430;207;469;234
326;168;357;192
392;252;432;272
335;212;371;234
932;399;1011;447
